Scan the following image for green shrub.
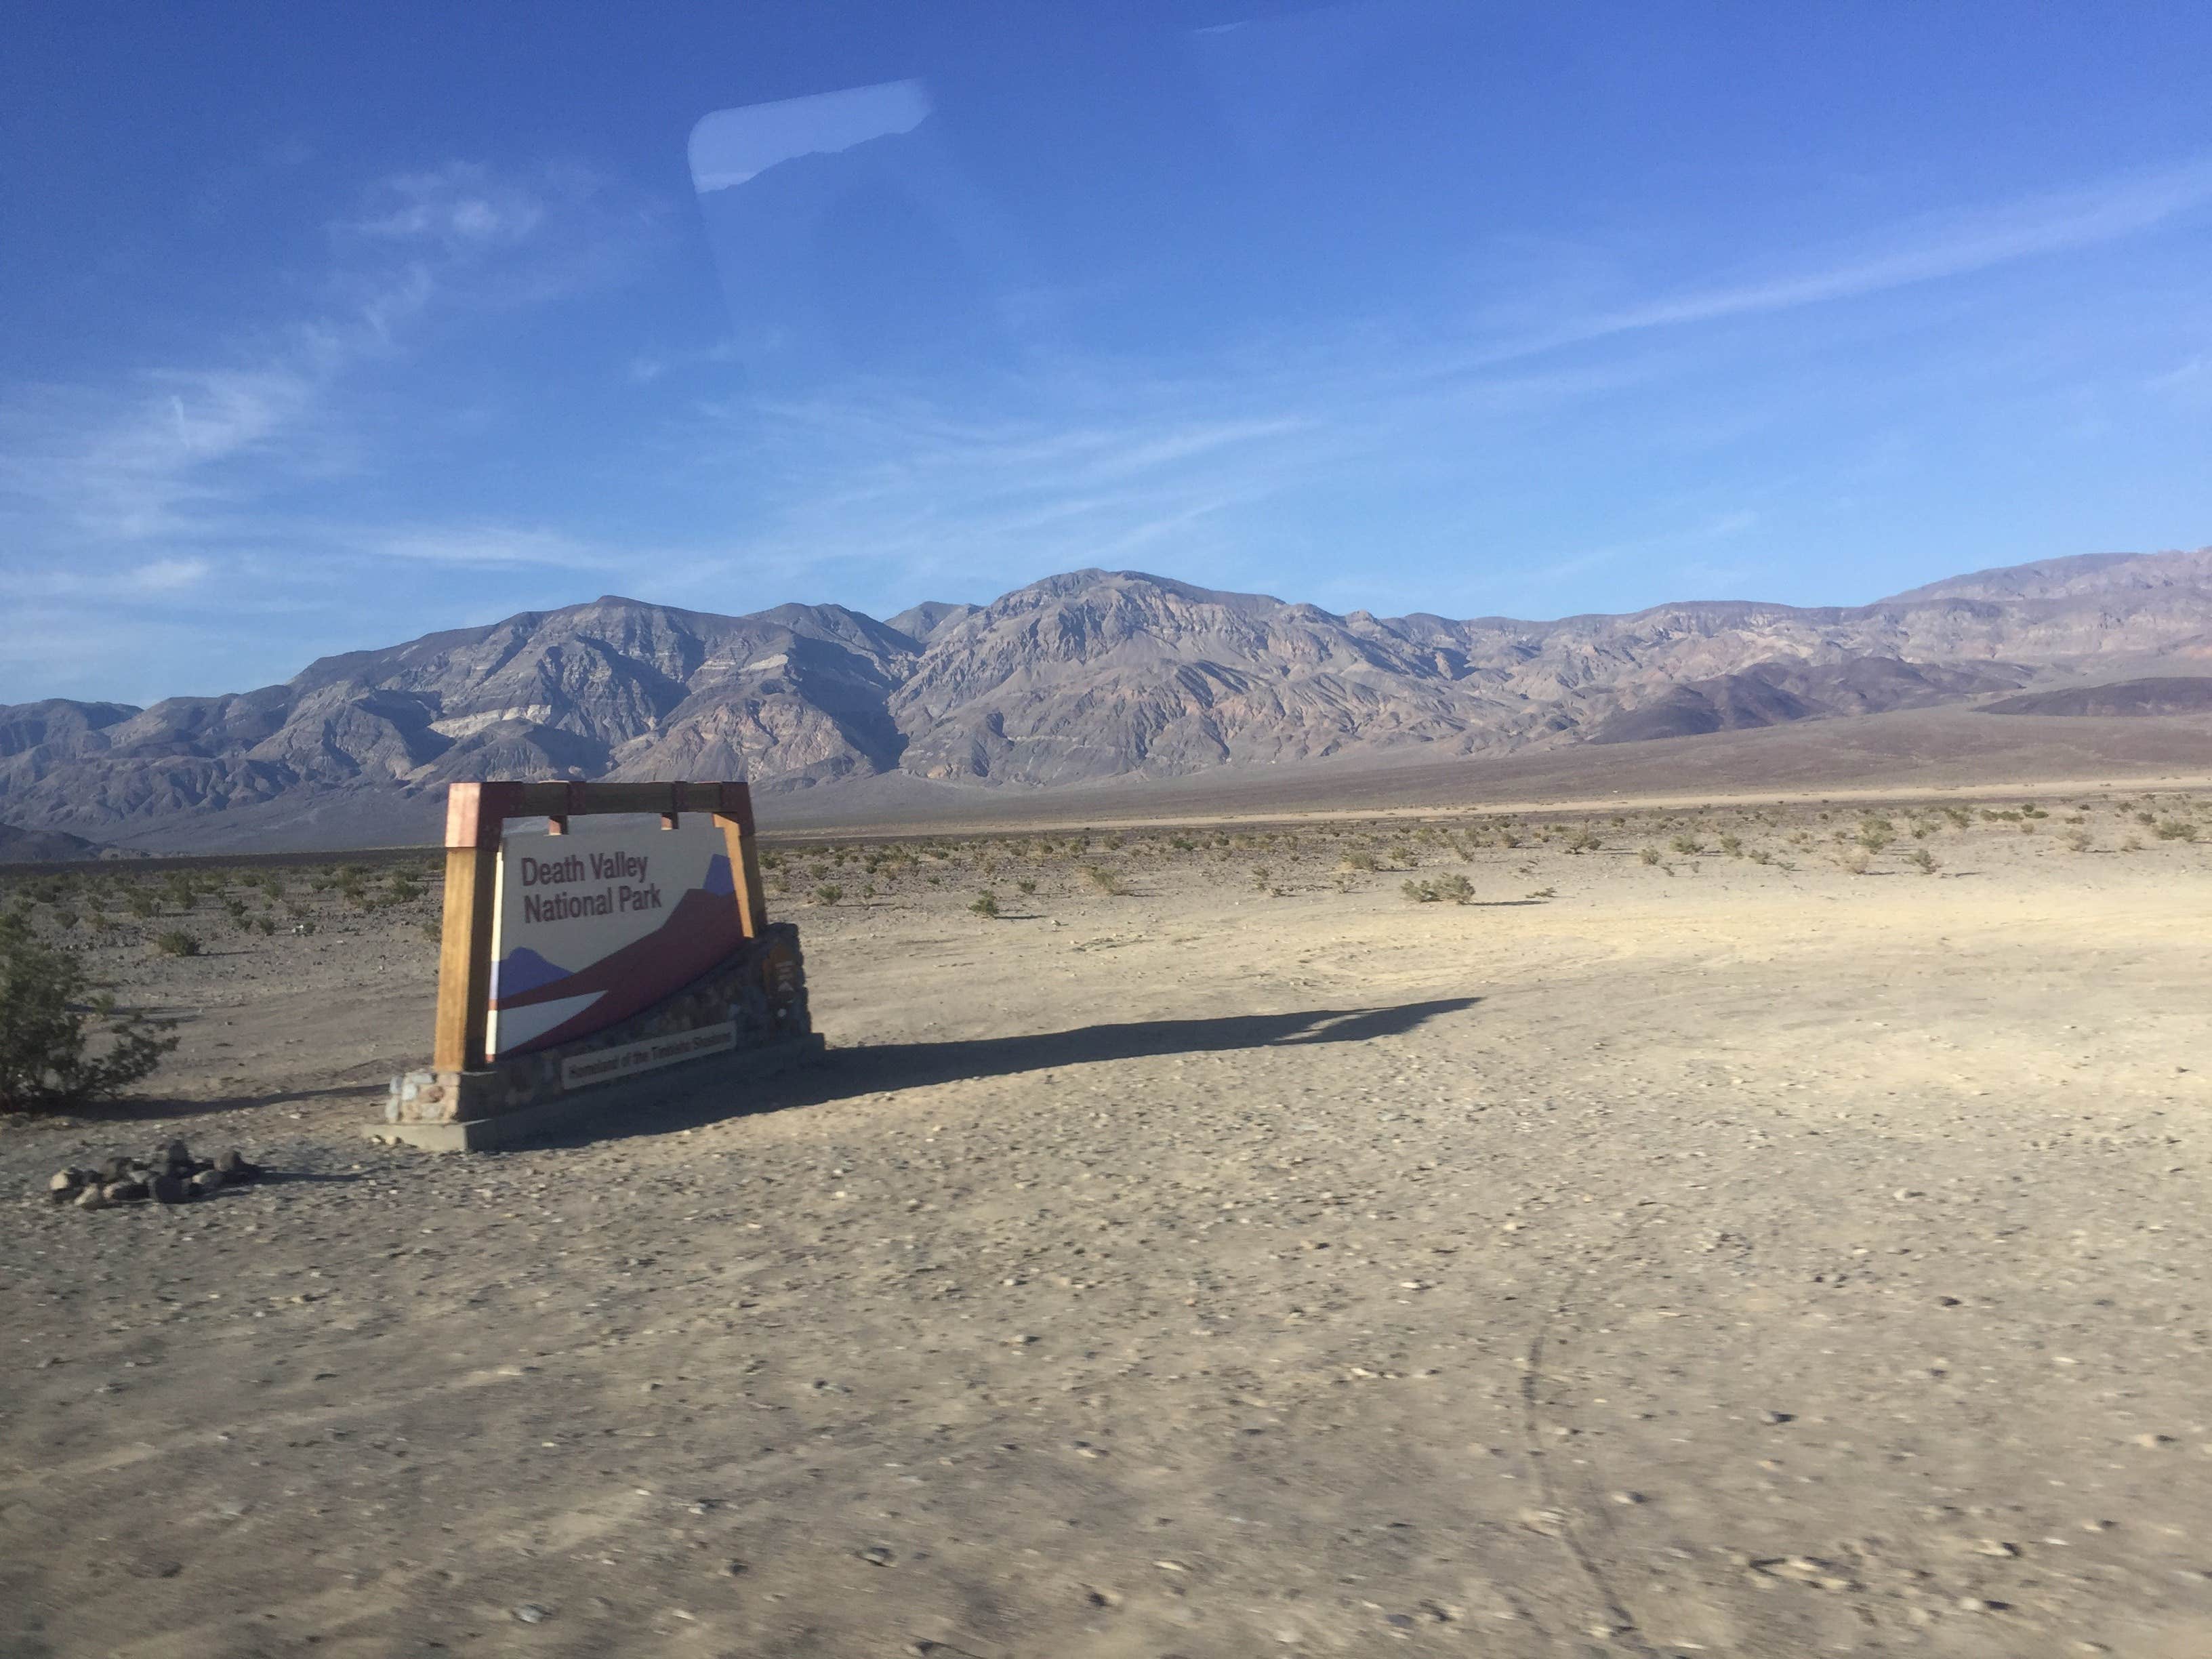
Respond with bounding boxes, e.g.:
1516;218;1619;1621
2153;819;2198;842
0;916;176;1111
1639;846;1663;866
1907;848;1939;874
153;929;202;957
1083;865;1128;895
969;892;1000;918
1400;873;1474;905
812;884;844;907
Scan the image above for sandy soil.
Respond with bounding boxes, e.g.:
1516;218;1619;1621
4;791;2211;1658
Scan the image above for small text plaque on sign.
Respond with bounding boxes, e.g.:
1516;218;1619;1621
558;1021;739;1091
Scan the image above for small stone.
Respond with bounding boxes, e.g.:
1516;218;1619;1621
100;1156;137;1183
191;1170;226;1194
1759;1410;1793;1425
1385;1612;1416;1628
163;1139;192;1170
104;1180;148;1203
217;1150;262;1183
1972;1539;2018;1557
1608;1490;1644;1505
49;1170;86;1201
1957;1596;2000;1613
2132;1433;2175;1449
76;1186;110;1210
512;1603;549;1623
859;1546;893;1567
147;1172;191;1205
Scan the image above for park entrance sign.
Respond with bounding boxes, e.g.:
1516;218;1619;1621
490;822;745;1057
377;780;818;1150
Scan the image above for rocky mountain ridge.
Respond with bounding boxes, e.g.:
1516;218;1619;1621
4;546;2208;846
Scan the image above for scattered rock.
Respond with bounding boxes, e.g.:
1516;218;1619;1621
49;1145;268;1210
1759;1410;1794;1425
512;1603;549;1623
859;1546;893;1566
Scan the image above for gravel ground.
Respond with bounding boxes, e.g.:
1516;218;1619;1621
3;790;2210;1658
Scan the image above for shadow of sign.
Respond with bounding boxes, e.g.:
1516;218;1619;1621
535;996;1480;1147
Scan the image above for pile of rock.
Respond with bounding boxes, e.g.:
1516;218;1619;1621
47;1141;264;1210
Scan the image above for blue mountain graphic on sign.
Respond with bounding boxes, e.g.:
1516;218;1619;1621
704;853;734;895
493;947;572;1000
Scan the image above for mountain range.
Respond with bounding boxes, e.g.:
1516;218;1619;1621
3;546;2209;851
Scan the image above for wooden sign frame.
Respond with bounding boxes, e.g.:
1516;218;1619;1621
432;781;769;1072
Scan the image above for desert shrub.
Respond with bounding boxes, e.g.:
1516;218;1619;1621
1639;846;1663;866
153;928;202;957
2063;828;2093;853
1400;873;1474;905
256;916;277;936
1084;865;1128;895
1907;848;1939;874
1747;848;1774;865
811;884;844;907
1717;834;1742;856
1525;885;1557;899
0;916;176;1111
388;875;424;903
1252;865;1271;891
124;890;158;920
1669;835;1704;856
1837;849;1872;876
50;908;78;932
1015;878;1036;895
2153;819;2198;842
968;892;1000;918
1340;848;1376;872
1564;830;1602;854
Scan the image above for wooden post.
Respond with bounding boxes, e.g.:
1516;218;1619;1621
710;781;769;939
431;781;520;1072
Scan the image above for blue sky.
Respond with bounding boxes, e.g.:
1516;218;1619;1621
4;1;2210;705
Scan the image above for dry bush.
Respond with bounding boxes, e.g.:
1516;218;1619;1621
1400;873;1475;905
1639;846;1663;866
1837;848;1872;876
1084;865;1128;895
1907;848;1939;874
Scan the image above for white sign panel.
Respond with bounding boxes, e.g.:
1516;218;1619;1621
488;822;747;1058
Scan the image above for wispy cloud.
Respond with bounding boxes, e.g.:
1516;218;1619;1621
1474;156;2212;368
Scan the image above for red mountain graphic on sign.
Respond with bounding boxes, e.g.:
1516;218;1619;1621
492;855;747;1055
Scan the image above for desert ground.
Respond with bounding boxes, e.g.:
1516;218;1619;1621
3;788;2211;1658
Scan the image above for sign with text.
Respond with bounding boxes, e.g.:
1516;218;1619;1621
559;1021;737;1090
488;823;746;1057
